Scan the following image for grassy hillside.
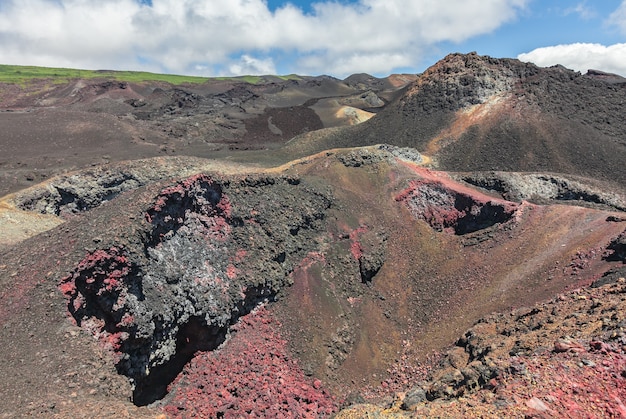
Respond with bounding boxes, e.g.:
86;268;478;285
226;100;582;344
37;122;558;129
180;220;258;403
0;64;301;85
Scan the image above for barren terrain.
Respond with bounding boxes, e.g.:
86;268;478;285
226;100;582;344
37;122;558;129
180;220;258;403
0;54;625;418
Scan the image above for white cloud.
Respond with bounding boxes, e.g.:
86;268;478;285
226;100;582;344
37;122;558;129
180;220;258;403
297;52;413;77
0;0;530;77
228;55;276;76
607;0;626;33
516;1;626;77
518;43;626;76
564;2;596;20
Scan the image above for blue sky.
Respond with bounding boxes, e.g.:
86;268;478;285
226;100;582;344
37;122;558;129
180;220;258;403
1;0;626;77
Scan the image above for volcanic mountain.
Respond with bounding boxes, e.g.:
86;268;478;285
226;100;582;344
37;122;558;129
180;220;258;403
288;52;626;190
0;53;625;418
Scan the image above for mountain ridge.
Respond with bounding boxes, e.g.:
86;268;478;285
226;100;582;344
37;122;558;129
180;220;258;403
309;52;626;189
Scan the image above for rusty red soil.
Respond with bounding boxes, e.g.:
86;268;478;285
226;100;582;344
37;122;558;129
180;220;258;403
163;305;338;418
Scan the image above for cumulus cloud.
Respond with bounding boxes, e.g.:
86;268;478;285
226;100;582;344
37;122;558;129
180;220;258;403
0;0;141;69
228;55;277;76
518;43;626;77
0;0;529;77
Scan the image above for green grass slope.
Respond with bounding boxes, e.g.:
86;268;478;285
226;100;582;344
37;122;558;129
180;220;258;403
0;64;301;85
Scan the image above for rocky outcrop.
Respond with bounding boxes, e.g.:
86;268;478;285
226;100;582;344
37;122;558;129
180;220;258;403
58;173;333;405
12;158;209;216
16;171;145;215
399;52;531;114
458;172;626;211
606;230;626;264
411;277;626;406
338;279;626;418
395;178;517;235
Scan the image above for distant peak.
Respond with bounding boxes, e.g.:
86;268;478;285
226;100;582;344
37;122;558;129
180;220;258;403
343;73;378;83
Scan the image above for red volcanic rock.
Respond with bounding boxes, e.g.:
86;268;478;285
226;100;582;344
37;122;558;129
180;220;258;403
395;175;517;235
553;339;586;353
48;172;335;407
58;247;136;358
164;305;337;418
338;279;626;418
146;173;232;242
348;225;368;260
497;341;626;418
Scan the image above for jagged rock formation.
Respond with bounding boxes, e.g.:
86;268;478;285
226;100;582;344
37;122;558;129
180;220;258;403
395;177;518;234
16;170;146;215
57;173;332;405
